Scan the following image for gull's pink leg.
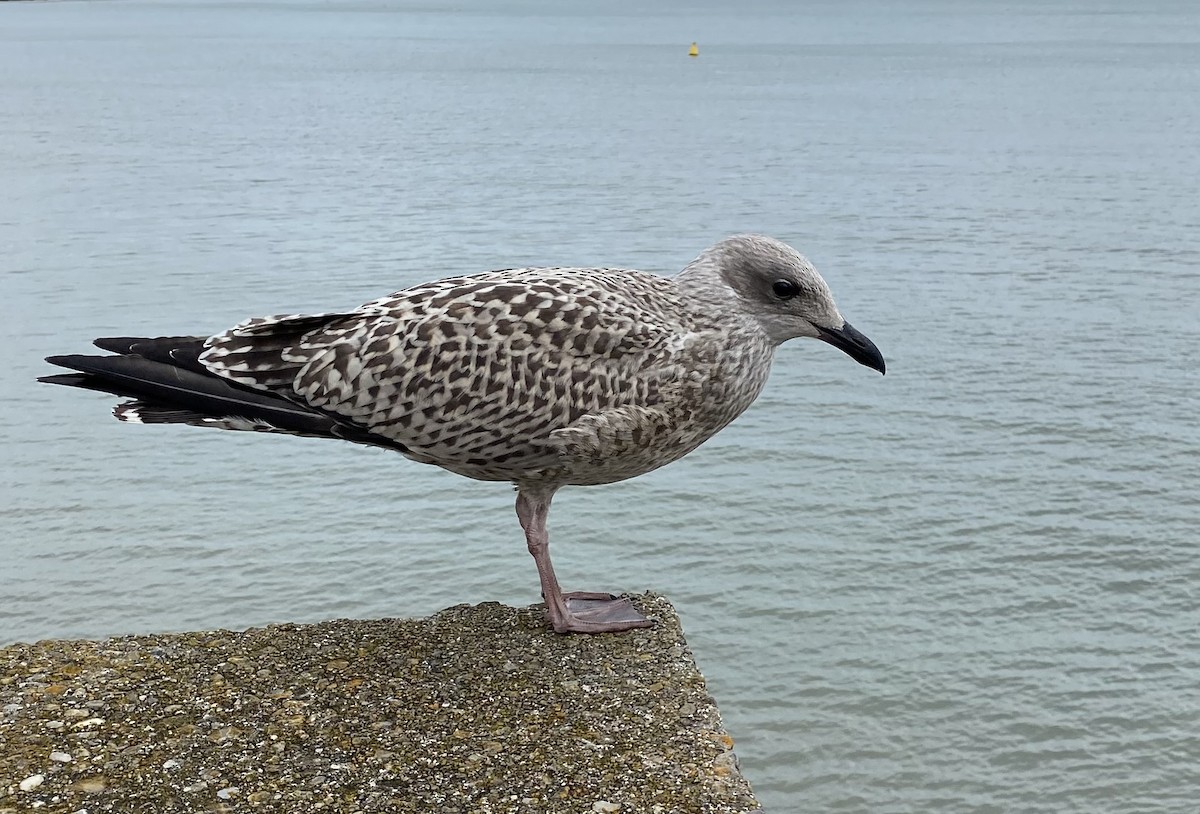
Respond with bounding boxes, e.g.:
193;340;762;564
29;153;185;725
515;487;652;634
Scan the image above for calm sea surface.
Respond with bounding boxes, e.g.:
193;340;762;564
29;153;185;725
2;1;1198;810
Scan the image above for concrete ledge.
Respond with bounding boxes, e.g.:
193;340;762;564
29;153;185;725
1;593;760;813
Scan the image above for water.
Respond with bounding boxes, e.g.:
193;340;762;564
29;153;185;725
2;1;1199;810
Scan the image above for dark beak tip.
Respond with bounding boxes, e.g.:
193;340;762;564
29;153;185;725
817;321;886;376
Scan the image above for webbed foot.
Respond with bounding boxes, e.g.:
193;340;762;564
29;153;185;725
544;592;654;634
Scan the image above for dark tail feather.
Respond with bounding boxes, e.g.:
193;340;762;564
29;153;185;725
39;372;144;397
93;335;209;374
44;353;338;435
92;335;201;354
41;349;406;452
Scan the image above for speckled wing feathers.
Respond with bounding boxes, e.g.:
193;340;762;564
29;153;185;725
199;267;715;483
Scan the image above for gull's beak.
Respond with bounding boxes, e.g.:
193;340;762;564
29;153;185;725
816;321;886;375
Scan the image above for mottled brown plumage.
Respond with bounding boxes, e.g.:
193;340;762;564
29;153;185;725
200;265;774;487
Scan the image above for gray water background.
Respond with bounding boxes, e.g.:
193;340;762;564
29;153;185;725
2;1;1199;810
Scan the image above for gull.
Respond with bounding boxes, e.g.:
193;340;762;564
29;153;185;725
40;234;885;633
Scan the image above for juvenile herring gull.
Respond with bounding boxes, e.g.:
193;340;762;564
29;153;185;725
40;234;885;633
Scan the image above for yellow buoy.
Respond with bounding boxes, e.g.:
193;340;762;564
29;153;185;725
689;42;699;57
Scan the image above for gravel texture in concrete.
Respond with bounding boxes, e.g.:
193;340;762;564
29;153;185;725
1;593;760;813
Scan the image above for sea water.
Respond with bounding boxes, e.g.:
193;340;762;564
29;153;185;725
2;1;1198;810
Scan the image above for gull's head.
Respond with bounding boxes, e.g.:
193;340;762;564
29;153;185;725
696;234;886;374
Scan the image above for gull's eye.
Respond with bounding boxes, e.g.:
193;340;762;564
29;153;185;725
772;279;800;299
